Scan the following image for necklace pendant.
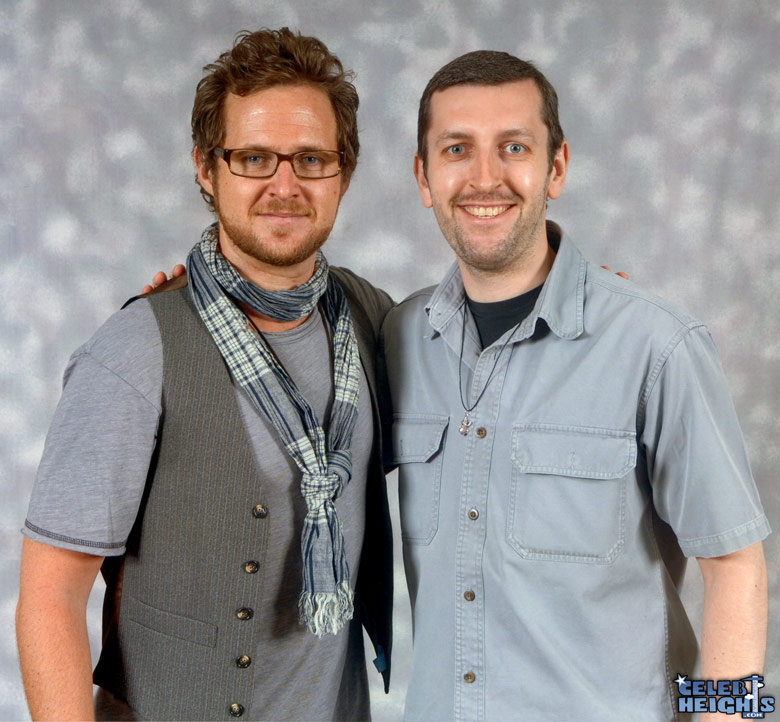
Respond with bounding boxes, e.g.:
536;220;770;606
459;412;472;436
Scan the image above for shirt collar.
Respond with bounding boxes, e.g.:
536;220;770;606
426;221;586;342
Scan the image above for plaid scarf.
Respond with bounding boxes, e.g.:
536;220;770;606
186;223;361;637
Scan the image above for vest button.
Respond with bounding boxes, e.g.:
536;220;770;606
235;607;253;621
252;504;268;519
236;654;252;668
463;671;476;684
229;702;244;717
476;427;487;438
464;589;475;602
468;508;479;520
244;560;259;574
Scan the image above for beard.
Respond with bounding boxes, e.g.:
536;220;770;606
214;197;334;268
432;184;549;274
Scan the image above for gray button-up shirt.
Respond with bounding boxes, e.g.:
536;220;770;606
380;224;769;722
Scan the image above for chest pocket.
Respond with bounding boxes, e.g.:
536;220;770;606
507;423;636;563
392;414;449;545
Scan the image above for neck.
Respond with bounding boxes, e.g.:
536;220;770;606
217;237;319;333
242;303;310;333
459;235;555;303
220;242;318;291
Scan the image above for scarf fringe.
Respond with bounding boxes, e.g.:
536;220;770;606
299;582;354;637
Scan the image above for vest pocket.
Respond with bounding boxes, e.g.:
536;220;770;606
392;414;449;545
506;423;635;563
124;595;218;648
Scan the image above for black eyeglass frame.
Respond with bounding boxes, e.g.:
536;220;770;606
213;147;344;179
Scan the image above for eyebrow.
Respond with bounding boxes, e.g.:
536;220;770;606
433;127;539;145
231;144;328;152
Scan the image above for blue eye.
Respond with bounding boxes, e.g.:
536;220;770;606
503;143;526;155
239;151;274;167
447;144;466;156
299;154;325;167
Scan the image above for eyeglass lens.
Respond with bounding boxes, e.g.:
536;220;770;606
228;150;341;178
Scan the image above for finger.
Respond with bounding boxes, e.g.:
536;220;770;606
172;264;186;278
141;285;153;295
152;271;168;288
601;265;612;271
617;272;629;279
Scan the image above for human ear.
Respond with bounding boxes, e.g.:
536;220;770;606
194;146;215;197
547;140;569;200
339;174;351;200
413;153;433;209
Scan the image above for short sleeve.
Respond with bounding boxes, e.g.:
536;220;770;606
641;324;770;557
23;300;163;556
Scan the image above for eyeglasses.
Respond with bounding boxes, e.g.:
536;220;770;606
213;148;344;179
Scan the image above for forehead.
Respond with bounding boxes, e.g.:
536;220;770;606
221;84;338;148
427;79;546;140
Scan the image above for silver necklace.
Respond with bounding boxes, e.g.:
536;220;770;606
457;301;524;435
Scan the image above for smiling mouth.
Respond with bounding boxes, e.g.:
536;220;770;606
460;205;513;218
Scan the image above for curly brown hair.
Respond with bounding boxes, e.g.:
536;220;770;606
192;28;359;210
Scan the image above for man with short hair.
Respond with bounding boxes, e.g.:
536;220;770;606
17;28;392;721
381;51;769;721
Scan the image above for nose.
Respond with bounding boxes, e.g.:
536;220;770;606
266;158;300;197
469;149;502;192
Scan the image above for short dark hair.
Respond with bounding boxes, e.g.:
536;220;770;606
192;28;359;210
417;51;564;170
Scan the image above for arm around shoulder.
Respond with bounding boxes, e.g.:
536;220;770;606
16;537;105;721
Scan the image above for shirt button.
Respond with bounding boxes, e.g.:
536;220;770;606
252;504;268;518
464;589;475;602
229;702;245;717
468;508;479;520
476;427;487;438
244;560;259;574
236;607;253;620
464;671;476;684
236;654;252;668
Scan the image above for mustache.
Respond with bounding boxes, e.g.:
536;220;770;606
253;200;312;215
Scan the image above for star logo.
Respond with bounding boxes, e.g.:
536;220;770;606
674;674;691;694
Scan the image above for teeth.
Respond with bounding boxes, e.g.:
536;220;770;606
463;205;509;218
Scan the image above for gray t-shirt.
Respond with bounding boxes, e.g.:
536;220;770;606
24;298;374;721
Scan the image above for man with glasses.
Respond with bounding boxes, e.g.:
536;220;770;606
17;28;392;721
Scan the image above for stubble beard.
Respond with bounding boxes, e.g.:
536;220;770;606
214;198;334;268
434;184;549;274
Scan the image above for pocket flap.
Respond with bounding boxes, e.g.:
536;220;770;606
511;424;636;479
124;595;218;648
392;414;449;463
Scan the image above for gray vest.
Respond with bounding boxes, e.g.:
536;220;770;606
94;270;393;720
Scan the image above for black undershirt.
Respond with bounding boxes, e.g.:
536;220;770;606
466;283;544;349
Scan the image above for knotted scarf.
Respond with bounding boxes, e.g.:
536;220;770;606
186;223;361;637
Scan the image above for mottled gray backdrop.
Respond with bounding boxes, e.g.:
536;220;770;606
2;0;777;719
